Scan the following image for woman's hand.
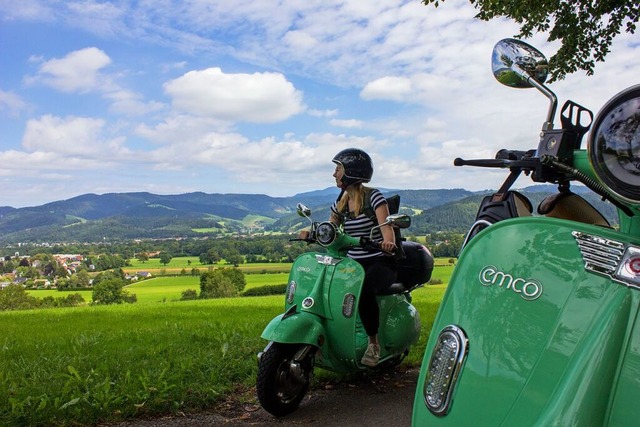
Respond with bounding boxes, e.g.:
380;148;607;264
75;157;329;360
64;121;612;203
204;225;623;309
380;240;397;253
299;230;311;240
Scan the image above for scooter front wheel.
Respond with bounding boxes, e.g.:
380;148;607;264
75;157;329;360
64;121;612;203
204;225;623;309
257;343;315;417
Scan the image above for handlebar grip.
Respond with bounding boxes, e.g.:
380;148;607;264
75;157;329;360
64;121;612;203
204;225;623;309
454;158;508;168
360;237;381;250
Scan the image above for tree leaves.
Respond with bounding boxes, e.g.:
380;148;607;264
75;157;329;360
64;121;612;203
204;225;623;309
422;0;640;81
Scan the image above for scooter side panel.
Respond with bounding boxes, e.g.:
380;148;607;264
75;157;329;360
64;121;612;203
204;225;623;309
378;294;421;354
412;217;640;426
608;294;640;425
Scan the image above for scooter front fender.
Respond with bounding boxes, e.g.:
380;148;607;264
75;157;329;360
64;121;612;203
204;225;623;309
261;310;326;348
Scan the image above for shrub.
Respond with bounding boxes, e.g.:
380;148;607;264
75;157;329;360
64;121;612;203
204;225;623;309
242;284;288;296
218;267;246;293
0;285;39;311
180;289;198;300
199;270;237;298
428;278;443;285
58;293;86;307
92;278;136;305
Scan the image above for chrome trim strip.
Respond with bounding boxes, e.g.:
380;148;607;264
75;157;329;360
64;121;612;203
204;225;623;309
573;231;624;276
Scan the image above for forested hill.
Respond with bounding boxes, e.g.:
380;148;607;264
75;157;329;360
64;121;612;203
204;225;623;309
0;186;618;244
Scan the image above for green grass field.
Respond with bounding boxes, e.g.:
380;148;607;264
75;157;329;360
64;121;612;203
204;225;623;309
9;263;452;425
28;273;291;304
124;258;292;275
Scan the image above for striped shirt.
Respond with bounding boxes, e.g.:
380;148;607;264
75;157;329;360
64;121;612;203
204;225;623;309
331;188;387;259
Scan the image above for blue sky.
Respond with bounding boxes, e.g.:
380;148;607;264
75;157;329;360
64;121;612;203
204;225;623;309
1;0;638;208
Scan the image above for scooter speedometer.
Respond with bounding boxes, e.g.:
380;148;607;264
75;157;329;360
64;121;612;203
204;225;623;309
315;222;337;246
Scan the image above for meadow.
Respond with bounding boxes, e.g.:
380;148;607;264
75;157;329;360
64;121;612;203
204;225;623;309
29;273;292;304
6;261;453;426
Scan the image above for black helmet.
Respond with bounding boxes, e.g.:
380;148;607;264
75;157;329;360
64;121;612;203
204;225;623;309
332;148;373;186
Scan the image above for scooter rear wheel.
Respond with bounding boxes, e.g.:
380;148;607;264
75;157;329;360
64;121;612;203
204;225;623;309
257;343;314;417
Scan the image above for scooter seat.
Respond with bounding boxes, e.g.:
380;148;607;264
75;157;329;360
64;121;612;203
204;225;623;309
537;191;610;227
381;281;422;295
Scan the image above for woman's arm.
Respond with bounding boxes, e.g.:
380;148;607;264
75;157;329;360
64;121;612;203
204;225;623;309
375;203;396;253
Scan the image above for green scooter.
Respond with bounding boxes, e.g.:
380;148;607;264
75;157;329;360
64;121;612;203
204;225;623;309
258;203;434;416
412;39;640;425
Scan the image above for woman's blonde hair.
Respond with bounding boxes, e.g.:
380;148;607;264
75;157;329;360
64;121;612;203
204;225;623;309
337;184;367;217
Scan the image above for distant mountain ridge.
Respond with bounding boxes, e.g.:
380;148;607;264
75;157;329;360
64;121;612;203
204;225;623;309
0;186;617;244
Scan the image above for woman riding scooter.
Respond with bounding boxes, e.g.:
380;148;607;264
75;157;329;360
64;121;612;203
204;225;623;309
330;148;397;367
304;148;399;366
258;147;432;417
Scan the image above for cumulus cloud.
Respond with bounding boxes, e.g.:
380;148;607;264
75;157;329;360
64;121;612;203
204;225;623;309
26;47;112;93
163;67;305;123
22;115;129;159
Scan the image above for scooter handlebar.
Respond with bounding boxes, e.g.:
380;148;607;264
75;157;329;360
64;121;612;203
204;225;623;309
455;150;539;170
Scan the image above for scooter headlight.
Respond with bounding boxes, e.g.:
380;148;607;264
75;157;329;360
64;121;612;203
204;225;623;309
588;84;640;203
424;325;468;416
315;222;337;246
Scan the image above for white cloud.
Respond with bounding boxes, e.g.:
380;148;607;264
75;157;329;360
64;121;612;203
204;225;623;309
308;109;338;118
0;89;30;117
22;115;129;159
361;76;412;102
330;118;363;129
26;47;112;93
105;90;165;116
0;0;53;21
163;67;305;123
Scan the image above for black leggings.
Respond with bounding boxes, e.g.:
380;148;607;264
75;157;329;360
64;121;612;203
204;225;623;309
356;256;397;337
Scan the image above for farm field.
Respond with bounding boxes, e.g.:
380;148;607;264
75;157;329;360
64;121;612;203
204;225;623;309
29;257;453;304
123;258;292;275
28;273;291;304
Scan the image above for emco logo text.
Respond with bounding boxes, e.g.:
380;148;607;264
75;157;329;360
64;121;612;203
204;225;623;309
479;265;543;301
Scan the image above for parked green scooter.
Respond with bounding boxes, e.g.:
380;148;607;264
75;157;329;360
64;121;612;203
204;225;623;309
258;203;434;416
412;38;640;425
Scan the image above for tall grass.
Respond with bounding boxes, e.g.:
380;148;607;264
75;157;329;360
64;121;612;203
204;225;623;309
0;297;283;426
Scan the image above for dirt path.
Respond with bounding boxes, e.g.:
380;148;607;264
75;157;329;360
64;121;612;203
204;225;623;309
112;366;419;426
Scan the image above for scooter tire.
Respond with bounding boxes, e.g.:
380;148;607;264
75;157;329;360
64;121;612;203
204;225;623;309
256;343;314;417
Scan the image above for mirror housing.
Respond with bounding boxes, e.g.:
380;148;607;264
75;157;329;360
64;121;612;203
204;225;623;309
492;38;549;88
296;203;311;218
387;214;411;229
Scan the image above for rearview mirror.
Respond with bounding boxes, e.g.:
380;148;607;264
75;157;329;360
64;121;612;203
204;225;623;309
296;203;311;218
492;38;549;88
386;214;411;229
